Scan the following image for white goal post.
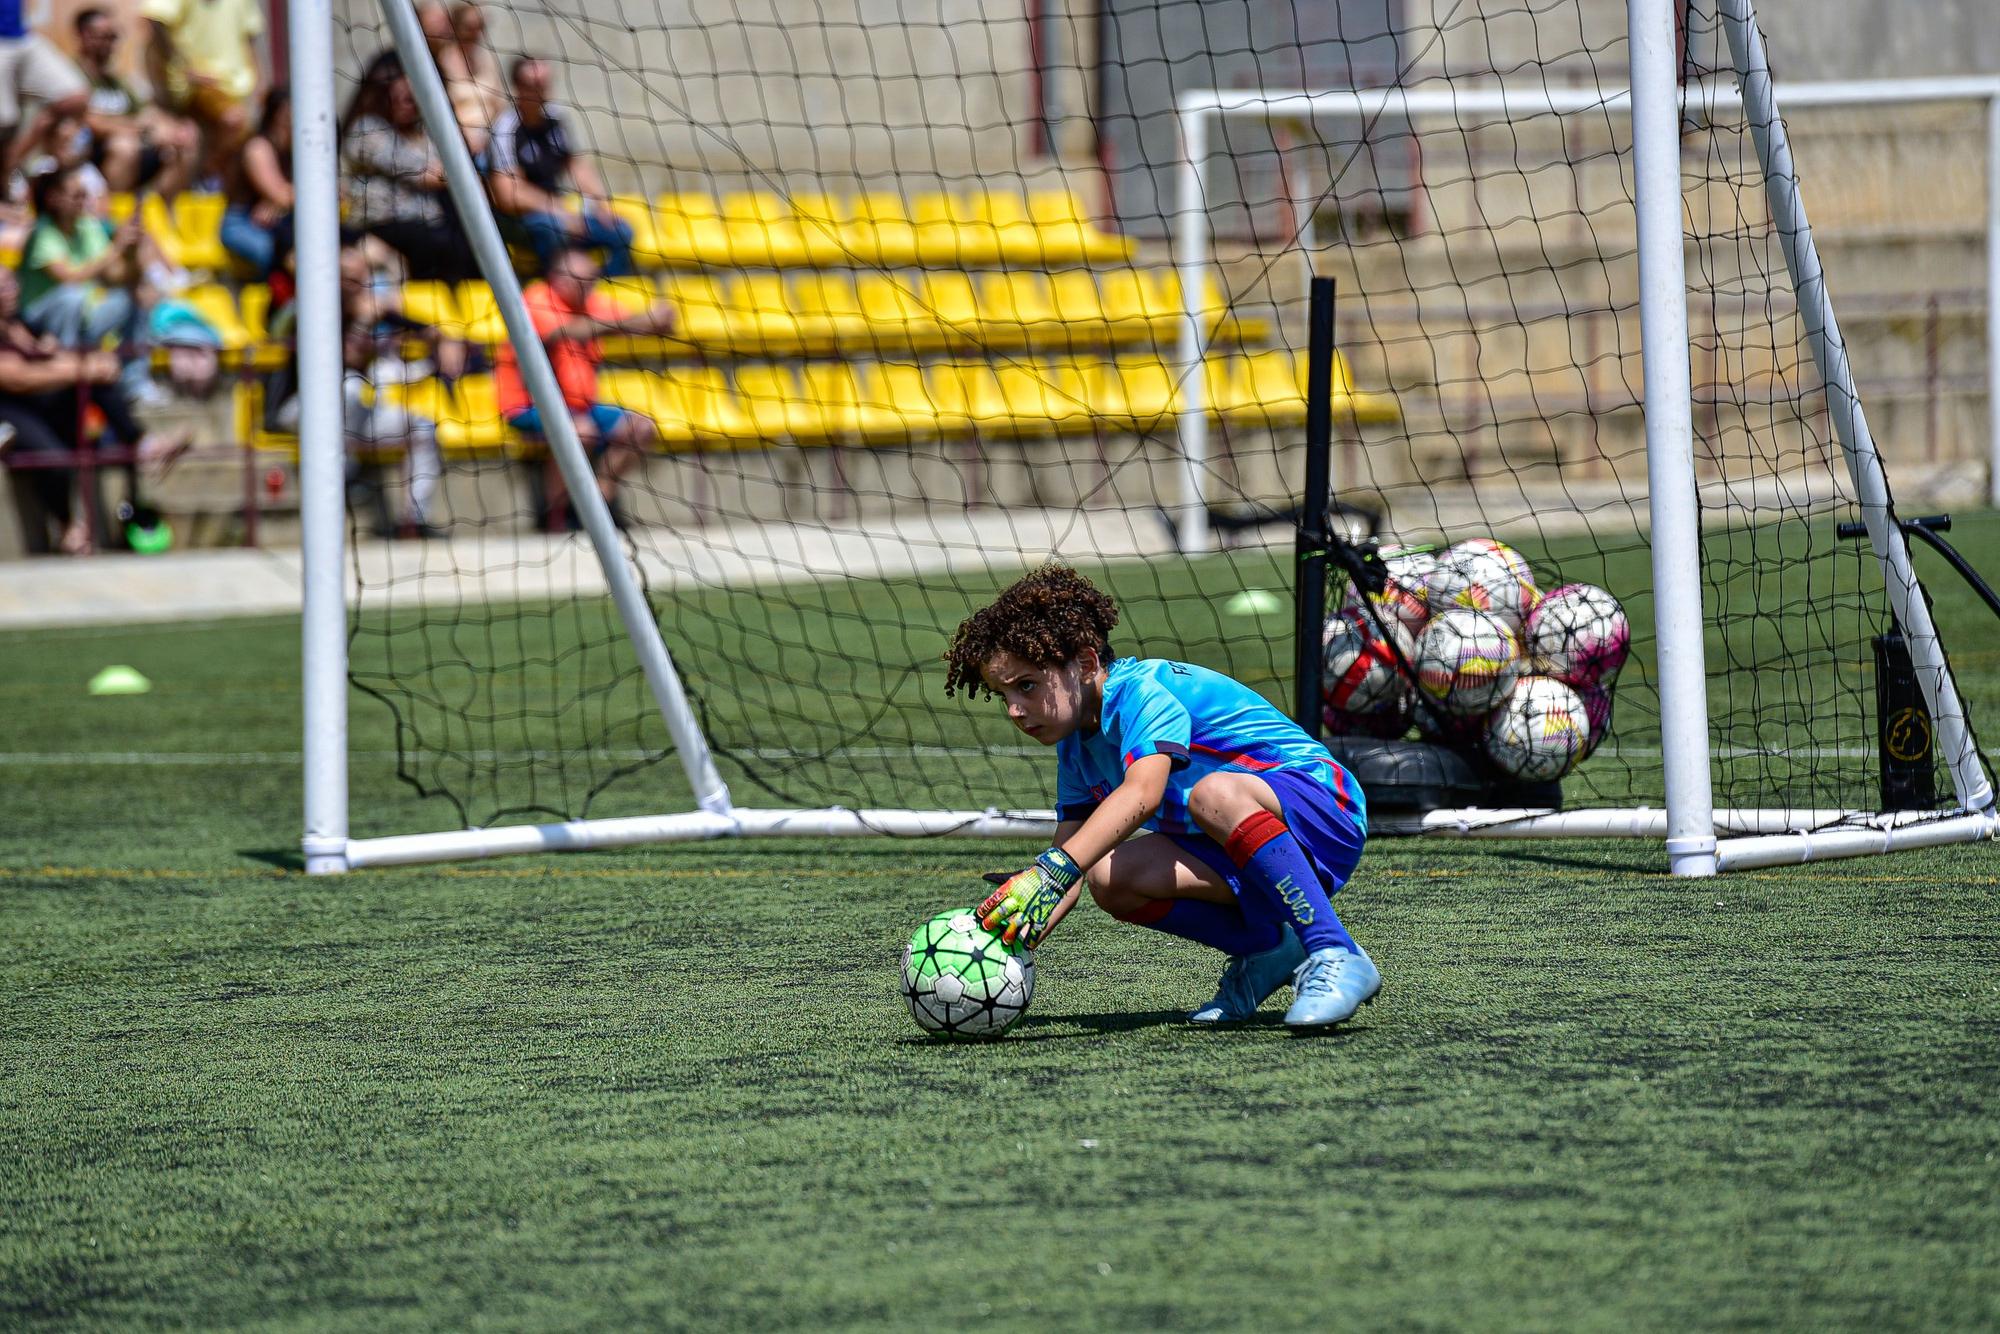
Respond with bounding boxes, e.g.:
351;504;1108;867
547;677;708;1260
296;0;1997;876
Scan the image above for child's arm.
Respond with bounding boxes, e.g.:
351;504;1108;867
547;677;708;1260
978;754;1173;947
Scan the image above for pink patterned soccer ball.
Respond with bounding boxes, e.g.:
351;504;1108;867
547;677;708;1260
1485;676;1589;781
1526;583;1630;687
1427;538;1541;629
1340;547;1435;639
1415;608;1523;717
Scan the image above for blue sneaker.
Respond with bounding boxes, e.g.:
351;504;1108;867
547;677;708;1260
1189;926;1307;1023
1283;945;1381;1027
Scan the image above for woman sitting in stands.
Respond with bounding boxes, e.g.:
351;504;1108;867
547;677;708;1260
337;49;475;284
0;267;189;554
14;164;155;402
220;86;293;278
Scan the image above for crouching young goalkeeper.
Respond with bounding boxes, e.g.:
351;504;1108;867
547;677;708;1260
944;564;1380;1027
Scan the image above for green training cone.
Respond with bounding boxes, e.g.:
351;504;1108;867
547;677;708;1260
88;665;152;696
1223;589;1285;616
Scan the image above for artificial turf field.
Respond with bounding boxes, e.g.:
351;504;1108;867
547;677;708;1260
6;527;2000;1328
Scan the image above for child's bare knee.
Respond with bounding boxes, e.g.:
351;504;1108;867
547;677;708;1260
1086;860;1130;912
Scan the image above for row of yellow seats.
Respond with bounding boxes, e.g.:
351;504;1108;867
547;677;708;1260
614;189;1136;268
61;188;1132;276
362;352;1398;455
404;270;1268;358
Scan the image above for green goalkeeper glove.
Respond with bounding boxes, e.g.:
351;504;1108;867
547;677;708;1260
977;847;1082;947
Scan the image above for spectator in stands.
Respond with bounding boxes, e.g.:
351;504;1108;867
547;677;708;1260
492;244;674;529
485;57;633;277
0;265;187;553
16;163;152;400
72;7;197;196
419;0;503;156
0;0;89;180
141;0;261;186
339;49;475;284
275;314;444;539
220;86;291;277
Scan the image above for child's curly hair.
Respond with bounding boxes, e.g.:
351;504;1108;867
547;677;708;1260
942;564;1121;697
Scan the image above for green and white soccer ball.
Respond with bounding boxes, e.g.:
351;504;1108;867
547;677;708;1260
901;908;1035;1039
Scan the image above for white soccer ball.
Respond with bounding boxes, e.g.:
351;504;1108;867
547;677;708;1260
1416;608;1523;716
1427;538;1541;629
1526;583;1631;687
1321;606;1416;716
1485;676;1590;781
901;908;1034;1039
1340;547;1435;639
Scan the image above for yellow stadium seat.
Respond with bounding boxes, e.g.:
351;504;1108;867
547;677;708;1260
451;283;510;345
860;362;950;438
238;284;272;342
717;192;809;268
429;374;513;453
981;191;1088;266
979;272;1066;346
1027;190;1138;262
1097;358;1183;429
921;271;986;345
641;373;697;448
790;192;867;266
910;192;1000;266
740;190;847;266
735;363;828;442
176;284;252;353
800;362;906;442
659;273;731;347
792;272;871;348
141;192;228;271
732;272;811;354
923;363;980;436
850;194;920;268
650;192;728;267
598;367;655;416
667;366;758;443
606;195;665;268
855;274;939;351
992;360;1094;433
399;280;463;338
1048;270;1114;341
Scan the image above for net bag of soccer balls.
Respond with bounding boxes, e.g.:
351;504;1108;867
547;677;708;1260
1324;538;1630;783
901;908;1035;1039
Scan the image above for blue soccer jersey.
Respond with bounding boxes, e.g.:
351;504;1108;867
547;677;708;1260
1054;657;1364;834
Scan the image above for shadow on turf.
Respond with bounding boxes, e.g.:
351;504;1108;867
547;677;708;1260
971;1009;1367;1041
240;848;306;872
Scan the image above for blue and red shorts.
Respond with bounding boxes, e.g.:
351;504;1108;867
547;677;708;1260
1167;767;1367;899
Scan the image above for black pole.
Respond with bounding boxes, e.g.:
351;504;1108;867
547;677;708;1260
1295;276;1336;738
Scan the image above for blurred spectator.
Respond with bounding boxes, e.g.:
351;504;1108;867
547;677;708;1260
16;164;153;400
419;0;503;156
0;266;187;553
492;245;673;529
220;85;291;277
141;0;260;185
485;57;632;276
72;7;197;196
339;49;475;283
276;315;443;538
1;0;89;180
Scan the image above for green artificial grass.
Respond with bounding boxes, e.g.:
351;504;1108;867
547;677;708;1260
5;516;2000;1328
